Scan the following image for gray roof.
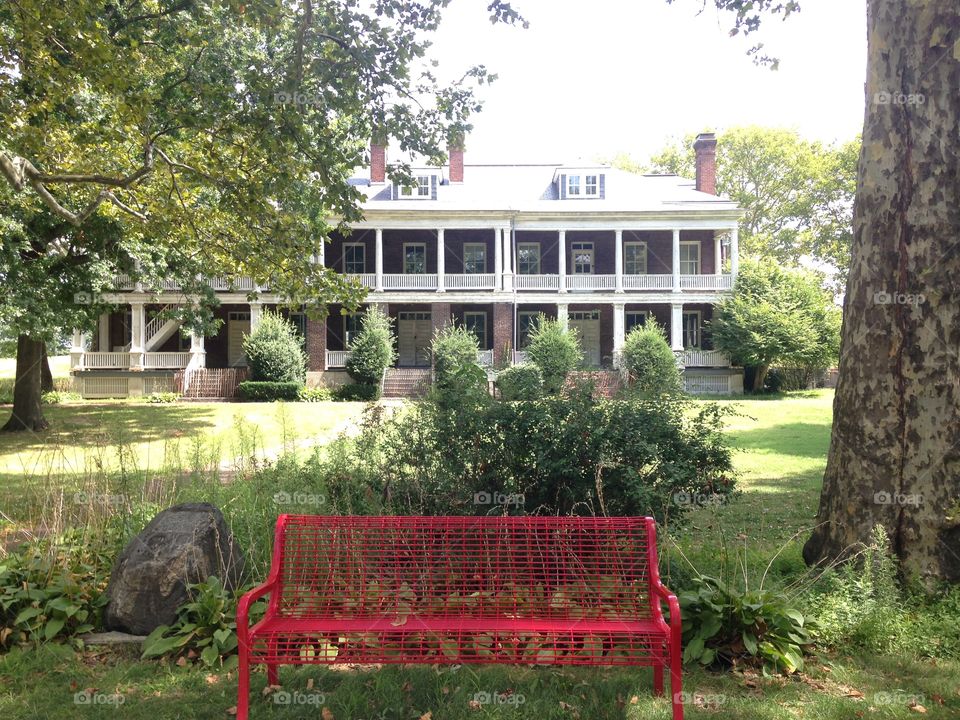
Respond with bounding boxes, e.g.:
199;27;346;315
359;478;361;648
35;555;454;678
351;164;739;216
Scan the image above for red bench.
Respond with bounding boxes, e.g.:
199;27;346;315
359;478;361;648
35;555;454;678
237;515;683;719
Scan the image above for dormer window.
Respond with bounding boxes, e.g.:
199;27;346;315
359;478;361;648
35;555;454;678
394;172;437;200
559;170;604;199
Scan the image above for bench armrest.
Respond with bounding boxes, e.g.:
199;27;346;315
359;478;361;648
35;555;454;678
236;579;277;645
652;581;681;641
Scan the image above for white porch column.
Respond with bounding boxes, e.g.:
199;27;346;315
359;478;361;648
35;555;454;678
670;302;684;352
188;332;206;369
494;227;503;291
502;228;514;292
558;230;567;293
133;258;143;293
318;237;325;267
613;302;626;367
436;228;445;292
70;329;86;369
672;228;682;292
714;231;722;276
730;226;740;280
615;230;624;293
129;302;145;369
249;302;262;331
98;313;111;352
557;302;569;331
375;228;384;292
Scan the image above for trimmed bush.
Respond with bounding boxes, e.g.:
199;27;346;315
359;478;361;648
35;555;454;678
237;381;302;401
332;383;379;401
242;311;307;383
621;321;682;396
432;324;484;393
526;315;581;394
496;363;543;401
346;307;396;385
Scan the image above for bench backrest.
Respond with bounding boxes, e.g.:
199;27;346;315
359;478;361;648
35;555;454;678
266;516;660;622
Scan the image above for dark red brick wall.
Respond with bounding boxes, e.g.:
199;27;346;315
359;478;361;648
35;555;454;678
370;143;386;183
326;229;375;273
623;231;673;274
515;231;561;274
383;229;437;273
431;302;452;334
493;302;513;361
566;231;616;274
443;229;496;273
450;303;494;349
306;315;326;370
448;146;464;183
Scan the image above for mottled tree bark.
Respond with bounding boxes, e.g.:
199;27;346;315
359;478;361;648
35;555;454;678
40;343;53;394
804;1;960;583
2;335;49;432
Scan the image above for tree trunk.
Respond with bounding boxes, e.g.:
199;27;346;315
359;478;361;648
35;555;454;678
803;0;960;584
752;364;769;393
40;343;53;394
1;335;49;432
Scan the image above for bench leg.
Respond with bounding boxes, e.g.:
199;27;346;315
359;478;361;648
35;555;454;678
237;647;250;720
670;653;683;720
653;664;664;696
267;664;279;686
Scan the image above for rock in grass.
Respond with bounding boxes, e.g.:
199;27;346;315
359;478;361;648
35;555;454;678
104;503;245;634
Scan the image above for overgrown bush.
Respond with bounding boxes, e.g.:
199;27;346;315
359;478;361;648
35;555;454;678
332;383;379;401
621;322;682;396
432;325;482;389
242;311;307;383
297;386;332;402
496;364;543;401
237;381;301;401
144;391;179;404
346;307;396;385
526;315;581;394
765;367;826;392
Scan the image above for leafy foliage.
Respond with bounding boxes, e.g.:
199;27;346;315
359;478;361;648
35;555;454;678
346;307;396;385
237;381;302;402
297;386;333;402
620;321;682;397
332;383;380;401
526;315;581;394
242;311;307;383
712;260;841;391
141;577;265;670
679;575;813;674
496;364;543;401
432;324;481;388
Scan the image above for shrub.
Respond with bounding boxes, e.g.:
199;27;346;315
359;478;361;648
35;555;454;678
526;315;581;394
765;367;827;392
242;311;307;383
297;386;332;402
332;383;379;401
346;307;396;385
237;381;302;401
144;391;179;404
496;364;543;401
40;390;82;404
432;324;481;389
679;574;813;674
621;322;682;396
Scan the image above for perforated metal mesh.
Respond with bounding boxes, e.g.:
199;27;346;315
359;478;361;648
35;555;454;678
245;516;671;667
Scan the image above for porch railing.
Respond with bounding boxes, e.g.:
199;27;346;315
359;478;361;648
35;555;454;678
81;352;131;369
344;274;377;289
682;349;731;367
477;349;494;367
326;350;352;368
565;274;616;290
513;350;529;364
143;352;192;369
382;273;438;290
515;274;560;290
680;274;733;290
445;273;497;290
622;274;673;290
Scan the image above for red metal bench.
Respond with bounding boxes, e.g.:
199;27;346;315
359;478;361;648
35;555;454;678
237;515;682;719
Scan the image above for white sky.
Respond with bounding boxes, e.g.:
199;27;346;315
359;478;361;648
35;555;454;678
425;0;868;165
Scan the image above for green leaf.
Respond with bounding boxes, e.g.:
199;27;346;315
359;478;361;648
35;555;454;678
14;607;43;625
44;617;65;640
200;644;219;666
683;634;705;664
742;630;758;655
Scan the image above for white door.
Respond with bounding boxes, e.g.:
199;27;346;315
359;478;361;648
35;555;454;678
569;311;601;367
397;312;432;366
228;312;251;367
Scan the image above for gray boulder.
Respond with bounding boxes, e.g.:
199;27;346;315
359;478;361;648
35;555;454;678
104;502;245;634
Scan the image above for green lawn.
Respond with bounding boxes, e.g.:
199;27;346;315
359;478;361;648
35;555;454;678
0;355;72;380
2;389;958;719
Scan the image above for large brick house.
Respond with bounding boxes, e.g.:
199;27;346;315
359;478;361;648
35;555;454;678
70;133;744;397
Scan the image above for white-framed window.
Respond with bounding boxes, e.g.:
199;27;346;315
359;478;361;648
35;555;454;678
517;311;540;348
288;311;307;342
517;243;541;275
572;242;594;274
343;243;365;274
624;242;648;275
344;313;364;346
463;243;487;274
565;174;600;198
683;311;701;349
625;311;648;334
680;241;701;275
568;310;600;321
403;243;426;274
463;311;487;347
400;175;432;198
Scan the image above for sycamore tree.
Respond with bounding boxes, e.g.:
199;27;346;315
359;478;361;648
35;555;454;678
635;126;859;291
711;260;841;392
0;0;524;431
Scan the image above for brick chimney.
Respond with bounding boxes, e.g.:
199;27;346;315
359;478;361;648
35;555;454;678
693;132;717;195
370;140;386;184
448;144;464;183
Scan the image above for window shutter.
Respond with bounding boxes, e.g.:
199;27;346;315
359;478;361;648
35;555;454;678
599;174;606;199
559;174;567;200
431;175;438;200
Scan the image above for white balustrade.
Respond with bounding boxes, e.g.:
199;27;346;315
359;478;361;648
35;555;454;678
622;274;674;290
680;275;734;290
143;352;191;369
345;274;377;289
513;350;529;364
565;274;616;290
82;352;131;369
326;350;352;368
514;274;560;290
477;349;494;366
445;273;496;290
682;349;731;367
382;273;438;290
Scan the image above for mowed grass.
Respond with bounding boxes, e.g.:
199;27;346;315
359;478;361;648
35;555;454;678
0;355;72;380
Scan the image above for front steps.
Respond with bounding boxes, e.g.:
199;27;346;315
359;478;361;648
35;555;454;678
381;368;432;398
